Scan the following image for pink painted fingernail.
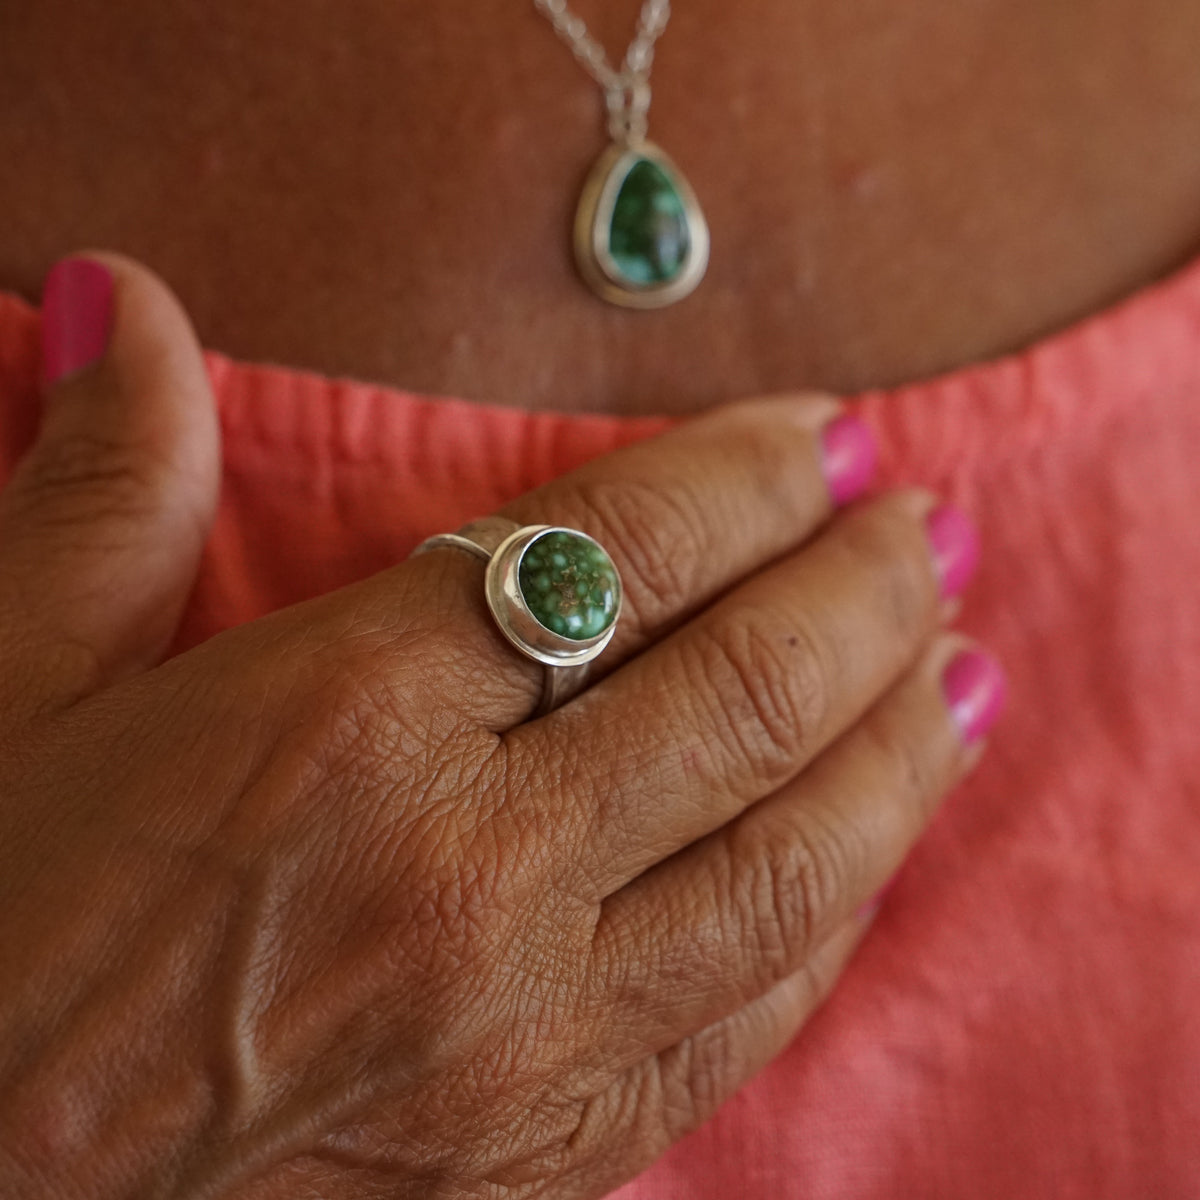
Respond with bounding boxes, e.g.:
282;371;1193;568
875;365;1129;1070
819;413;878;506
926;505;981;599
942;649;1008;746
40;258;115;388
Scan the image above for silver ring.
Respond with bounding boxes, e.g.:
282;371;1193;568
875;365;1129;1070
411;518;624;716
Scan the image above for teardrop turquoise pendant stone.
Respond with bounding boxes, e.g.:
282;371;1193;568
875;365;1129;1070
574;140;710;309
609;158;690;286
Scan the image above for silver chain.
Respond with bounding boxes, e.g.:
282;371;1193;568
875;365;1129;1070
533;0;672;143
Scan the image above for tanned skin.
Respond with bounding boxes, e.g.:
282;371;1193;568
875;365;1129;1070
1;0;1198;413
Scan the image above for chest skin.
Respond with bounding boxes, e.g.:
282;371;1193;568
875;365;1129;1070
1;0;1199;415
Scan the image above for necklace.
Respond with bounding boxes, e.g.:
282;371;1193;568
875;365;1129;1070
533;0;709;309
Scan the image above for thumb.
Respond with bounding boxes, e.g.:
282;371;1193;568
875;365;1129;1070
0;252;221;716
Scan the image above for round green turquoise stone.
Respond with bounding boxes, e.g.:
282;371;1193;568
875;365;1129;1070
518;530;619;641
609;158;690;286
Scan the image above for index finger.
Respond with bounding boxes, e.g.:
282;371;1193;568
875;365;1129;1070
360;394;878;731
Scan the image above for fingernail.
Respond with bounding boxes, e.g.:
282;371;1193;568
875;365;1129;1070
819;413;878;506
926;505;980;599
942;648;1008;746
40;258;115;388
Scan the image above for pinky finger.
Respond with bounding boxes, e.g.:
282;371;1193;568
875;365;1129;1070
560;913;876;1199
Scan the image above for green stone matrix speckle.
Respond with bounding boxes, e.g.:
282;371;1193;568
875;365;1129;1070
518;530;619;641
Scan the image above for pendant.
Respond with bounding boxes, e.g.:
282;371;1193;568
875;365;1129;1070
573;139;709;309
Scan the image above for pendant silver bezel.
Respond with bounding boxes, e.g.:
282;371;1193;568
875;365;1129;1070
573;138;710;310
484;525;623;668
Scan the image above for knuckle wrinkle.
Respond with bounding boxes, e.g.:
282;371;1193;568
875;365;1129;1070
691;613;830;786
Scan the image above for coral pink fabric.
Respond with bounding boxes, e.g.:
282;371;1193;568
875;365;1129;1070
2;256;1200;1197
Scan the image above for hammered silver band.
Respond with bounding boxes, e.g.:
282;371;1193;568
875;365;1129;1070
412;517;622;717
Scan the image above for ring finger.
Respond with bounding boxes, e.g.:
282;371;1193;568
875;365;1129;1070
556;914;873;1199
582;633;1005;1070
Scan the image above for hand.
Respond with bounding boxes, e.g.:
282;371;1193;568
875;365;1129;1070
0;253;1004;1200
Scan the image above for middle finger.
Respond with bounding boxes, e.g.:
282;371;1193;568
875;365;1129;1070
506;489;964;899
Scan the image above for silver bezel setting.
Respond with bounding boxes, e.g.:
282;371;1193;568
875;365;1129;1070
573;139;710;310
484;525;623;668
